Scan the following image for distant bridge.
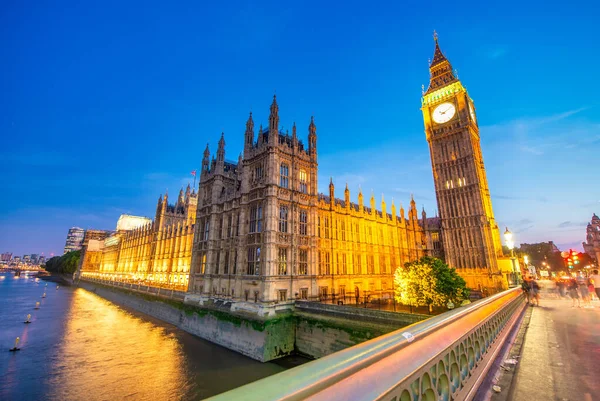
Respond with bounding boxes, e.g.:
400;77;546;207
208;288;525;401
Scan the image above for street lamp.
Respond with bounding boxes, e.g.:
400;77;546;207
504;227;519;287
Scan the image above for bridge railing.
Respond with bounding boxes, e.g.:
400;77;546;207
208;287;525;401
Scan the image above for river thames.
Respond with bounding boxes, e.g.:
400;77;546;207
0;272;301;400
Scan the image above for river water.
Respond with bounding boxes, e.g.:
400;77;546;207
0;272;300;400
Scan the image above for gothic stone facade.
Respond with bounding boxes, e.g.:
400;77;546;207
583;213;600;262
79;186;197;289
421;35;504;290
187;96;437;315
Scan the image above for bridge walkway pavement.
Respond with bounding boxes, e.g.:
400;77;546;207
509;295;599;401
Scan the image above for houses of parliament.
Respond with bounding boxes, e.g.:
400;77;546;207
78;36;505;314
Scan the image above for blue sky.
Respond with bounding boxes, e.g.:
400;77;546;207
1;0;598;257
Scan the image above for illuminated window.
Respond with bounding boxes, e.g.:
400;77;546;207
355;254;362;274
280;163;289;188
299;169;308;193
279;206;288;233
278;248;287;275
341;221;346;241
341;254;347;275
324;217;330;239
200;252;207;274
367;255;374;274
379;254;387;274
299;249;308;275
299;210;308;235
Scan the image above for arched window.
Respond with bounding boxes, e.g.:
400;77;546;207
299;169;308;193
280;163;289;188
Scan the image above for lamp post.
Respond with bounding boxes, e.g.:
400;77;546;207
504;227;519;287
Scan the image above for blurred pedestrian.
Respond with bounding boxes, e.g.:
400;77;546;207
521;277;531;304
577;271;592;308
530;279;540;306
556;279;566;298
590;269;600;300
567;277;580;308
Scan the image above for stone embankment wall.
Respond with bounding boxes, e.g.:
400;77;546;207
77;280;427;361
294;302;429;358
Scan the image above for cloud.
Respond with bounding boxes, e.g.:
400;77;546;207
520;146;543;155
492;194;548;203
481;107;597;154
516;225;534;234
517;218;533;225
558;221;587;228
487;47;508;59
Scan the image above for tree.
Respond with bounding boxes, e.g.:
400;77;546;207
43;251;80;274
394;256;469;312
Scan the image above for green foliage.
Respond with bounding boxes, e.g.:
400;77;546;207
44;251;81;274
394;256;469;311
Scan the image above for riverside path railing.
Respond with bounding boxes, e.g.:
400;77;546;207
208;287;525;401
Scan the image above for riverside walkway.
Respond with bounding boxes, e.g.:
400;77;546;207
509;292;600;400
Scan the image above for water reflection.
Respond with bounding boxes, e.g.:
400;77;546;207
0;275;292;400
48;289;190;400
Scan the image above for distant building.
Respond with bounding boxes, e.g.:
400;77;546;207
1;252;12;262
38;255;46;264
30;254;40;264
64;227;85;254
583;213;600;262
116;215;152;231
23;255;31;263
13;256;21;262
81;229;113;247
78;189;196;289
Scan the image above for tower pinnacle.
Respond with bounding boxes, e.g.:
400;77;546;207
425;32;457;94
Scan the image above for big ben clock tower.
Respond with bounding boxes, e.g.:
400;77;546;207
421;33;503;291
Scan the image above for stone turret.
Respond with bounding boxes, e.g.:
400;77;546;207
358;187;364;212
244;112;254;152
202;144;210;175
268;95;279;144
308;116;317;159
329;178;335;207
344;183;350;208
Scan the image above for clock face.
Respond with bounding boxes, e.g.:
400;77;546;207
469;103;476;123
432;102;456;124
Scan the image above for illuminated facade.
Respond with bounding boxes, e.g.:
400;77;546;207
187;96;431;315
79;187;197;289
421;34;504;290
583;213;600;262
